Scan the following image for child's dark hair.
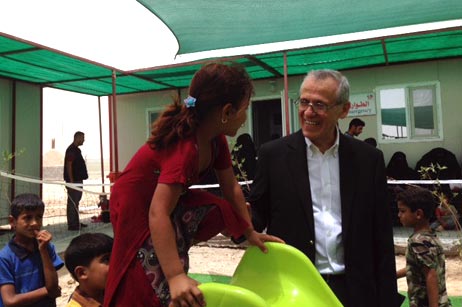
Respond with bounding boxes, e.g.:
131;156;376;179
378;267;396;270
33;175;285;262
148;61;254;150
10;193;45;218
64;233;113;280
396;186;436;219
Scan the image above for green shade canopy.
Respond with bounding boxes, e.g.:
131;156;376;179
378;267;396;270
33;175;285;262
381;106;434;129
381;108;407;127
138;0;462;54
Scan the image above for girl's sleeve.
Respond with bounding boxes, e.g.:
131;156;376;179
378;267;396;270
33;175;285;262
213;134;232;170
158;140;198;186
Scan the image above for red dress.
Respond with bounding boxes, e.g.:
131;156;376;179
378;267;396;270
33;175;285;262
104;135;249;307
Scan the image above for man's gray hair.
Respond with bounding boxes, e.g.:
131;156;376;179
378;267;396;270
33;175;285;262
301;69;350;105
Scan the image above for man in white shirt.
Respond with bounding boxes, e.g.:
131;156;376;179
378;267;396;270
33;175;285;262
248;69;398;307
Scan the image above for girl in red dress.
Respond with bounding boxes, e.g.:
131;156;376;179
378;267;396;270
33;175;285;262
104;62;283;307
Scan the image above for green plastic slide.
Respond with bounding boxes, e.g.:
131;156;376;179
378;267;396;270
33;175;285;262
199;283;268;307
199;242;343;307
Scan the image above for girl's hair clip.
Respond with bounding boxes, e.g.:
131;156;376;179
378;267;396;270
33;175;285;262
184;96;196;108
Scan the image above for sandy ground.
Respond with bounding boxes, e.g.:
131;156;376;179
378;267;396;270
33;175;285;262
55;246;461;306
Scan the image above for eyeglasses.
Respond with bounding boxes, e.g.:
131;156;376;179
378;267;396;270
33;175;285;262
294;98;341;114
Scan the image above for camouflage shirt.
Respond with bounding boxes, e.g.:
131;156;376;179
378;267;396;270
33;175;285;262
406;231;452;307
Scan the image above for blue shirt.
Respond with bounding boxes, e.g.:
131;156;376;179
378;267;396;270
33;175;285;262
0;238;64;307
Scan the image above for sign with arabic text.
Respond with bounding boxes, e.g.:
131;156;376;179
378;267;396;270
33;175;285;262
348;93;376;117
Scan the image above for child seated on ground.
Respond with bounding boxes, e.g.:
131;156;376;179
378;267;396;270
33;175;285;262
396;186;452;307
0;193;63;307
64;233;113;307
430;193;460;231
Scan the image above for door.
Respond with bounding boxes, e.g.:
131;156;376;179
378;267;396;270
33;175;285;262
251;99;282;149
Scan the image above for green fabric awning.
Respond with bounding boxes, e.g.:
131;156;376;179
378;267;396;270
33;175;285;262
1;29;462;96
381;106;434;129
381;108;407;127
138;0;462;54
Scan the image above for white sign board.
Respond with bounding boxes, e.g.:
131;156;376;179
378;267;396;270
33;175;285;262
348;93;376;117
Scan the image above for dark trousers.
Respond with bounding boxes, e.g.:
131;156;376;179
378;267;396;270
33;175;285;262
66;181;82;229
321;274;348;306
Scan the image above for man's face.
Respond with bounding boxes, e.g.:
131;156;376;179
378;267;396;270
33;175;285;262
76;134;85;146
352;125;364;136
298;76;350;151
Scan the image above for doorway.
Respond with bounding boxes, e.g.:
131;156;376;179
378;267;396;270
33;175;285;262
252;99;282;149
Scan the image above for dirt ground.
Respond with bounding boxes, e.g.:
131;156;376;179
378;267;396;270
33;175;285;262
55;246;461;306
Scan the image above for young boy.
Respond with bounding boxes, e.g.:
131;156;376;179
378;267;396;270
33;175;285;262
64;233;113;307
396;186;452;307
0;193;63;307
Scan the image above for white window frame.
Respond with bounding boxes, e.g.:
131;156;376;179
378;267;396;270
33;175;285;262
280;90;299;135
146;107;164;139
376;81;443;144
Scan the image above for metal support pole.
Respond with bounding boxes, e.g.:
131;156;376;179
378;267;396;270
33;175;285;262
111;70;119;174
98;96;105;193
283;52;290;135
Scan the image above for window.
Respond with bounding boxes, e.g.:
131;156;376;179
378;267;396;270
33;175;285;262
146;107;163;138
377;82;442;142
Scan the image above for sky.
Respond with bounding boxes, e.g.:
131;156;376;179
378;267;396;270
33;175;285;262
0;1;174;160
42;89;109;160
0;0;179;71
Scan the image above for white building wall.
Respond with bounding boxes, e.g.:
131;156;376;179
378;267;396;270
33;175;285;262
0;80;41;219
0;79;13;221
338;59;462;169
114;58;462;172
115;89;183;168
14;82;41;194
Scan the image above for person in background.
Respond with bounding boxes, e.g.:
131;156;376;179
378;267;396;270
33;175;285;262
0;193;63;307
248;69;398;306
396;186;452;307
65;233;113;307
64;131;89;231
386;151;420;227
386;151;419;180
104;62;283;307
231;133;257;181
344;117;365;137
364;137;377;148
430;192;460;232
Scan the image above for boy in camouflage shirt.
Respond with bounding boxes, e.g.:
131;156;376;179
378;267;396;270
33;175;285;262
396;186;452;307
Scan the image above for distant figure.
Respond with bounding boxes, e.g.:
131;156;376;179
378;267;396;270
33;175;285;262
396;186;452;307
65;233;113;307
386;151;419;227
0;193;63;307
415;147;462;180
364;137;377;148
386;151;419;180
344;118;365;137
232;133;257;181
64;131;88;231
430;192;460;231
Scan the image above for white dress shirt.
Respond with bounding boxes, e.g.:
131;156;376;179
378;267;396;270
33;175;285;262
305;131;345;274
